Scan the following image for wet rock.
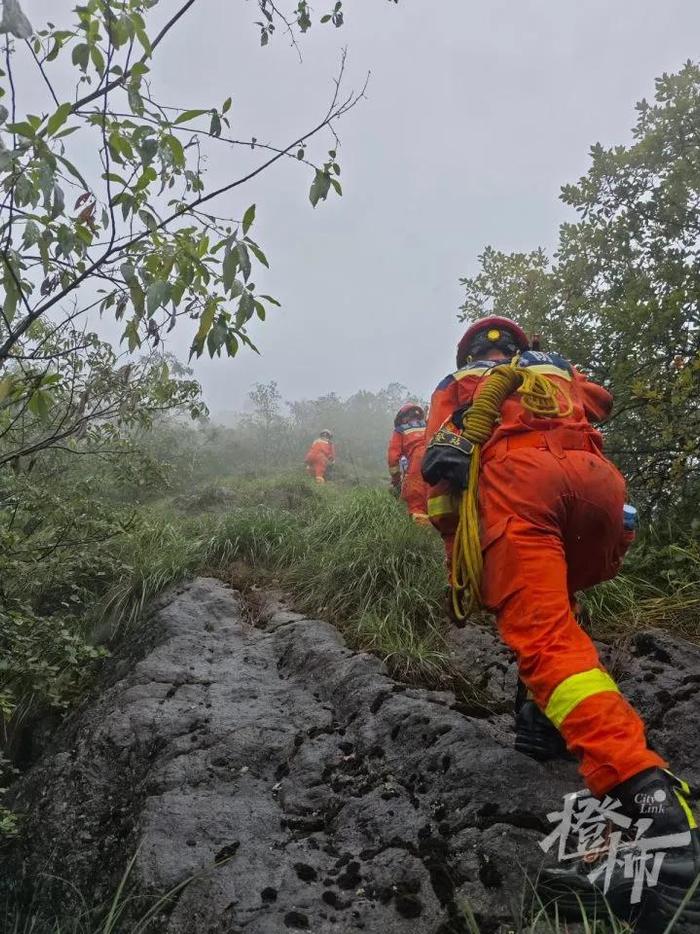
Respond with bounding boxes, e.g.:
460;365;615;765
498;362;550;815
4;579;698;932
2;579;570;931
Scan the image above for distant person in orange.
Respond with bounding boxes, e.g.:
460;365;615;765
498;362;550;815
304;429;335;483
387;404;429;525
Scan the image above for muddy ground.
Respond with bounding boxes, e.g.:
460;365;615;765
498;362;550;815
3;578;699;932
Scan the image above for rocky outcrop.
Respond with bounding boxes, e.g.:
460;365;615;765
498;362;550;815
449;621;700;790
3;579;699;932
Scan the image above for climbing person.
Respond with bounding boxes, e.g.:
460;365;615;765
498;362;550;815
304;429;336;483
387;403;430;525
421;315;699;931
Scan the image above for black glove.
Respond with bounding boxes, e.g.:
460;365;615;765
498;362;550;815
421;425;474;490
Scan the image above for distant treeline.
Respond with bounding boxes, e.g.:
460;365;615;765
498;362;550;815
149;381;426;481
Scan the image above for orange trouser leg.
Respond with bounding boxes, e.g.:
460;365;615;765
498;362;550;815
479;447;665;796
401;471;429;519
306;458;326;480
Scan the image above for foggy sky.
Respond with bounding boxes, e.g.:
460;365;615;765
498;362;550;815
17;1;700;414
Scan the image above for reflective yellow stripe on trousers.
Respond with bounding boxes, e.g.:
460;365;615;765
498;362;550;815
545;669;620;729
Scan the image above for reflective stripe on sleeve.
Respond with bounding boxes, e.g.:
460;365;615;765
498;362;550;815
427;494;458;518
544;669;620;728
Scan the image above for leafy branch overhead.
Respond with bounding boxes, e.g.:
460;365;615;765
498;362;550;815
0;0;370;445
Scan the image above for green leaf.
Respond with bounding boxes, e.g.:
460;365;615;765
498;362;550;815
28;389;52;420
51;184;65;220
222;97;232;114
90;44;105;75
71;43;89;72
134;166;157;192
237;242;251;281
192;300;217;357
136;27;152;56
6;121;36;138
123;319;142;352
223;248;239;294
239;289;255;322
210;112;222;138
146;280;170;316
242;204;256;235
247;240;269;268
138;209;158;231
259;294;281;307
46;102;72;137
309;170;331;207
57;154;90;190
164;134;185;167
0;375;16;403
120;262;137;285
174;108;208;125
128;86;144;116
54;126;79;139
21;220;41;248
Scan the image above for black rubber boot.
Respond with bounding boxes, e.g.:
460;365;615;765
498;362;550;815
514;700;570;761
537;768;700;932
513;679;570;762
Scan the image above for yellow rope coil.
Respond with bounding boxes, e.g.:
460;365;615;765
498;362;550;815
451;359;572;621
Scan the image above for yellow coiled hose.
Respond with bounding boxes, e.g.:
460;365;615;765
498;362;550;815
450;359;573;621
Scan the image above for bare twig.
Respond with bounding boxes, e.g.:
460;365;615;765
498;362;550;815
24;38;60;107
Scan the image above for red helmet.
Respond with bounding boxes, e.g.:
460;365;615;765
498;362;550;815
456;316;530;368
394;402;425;427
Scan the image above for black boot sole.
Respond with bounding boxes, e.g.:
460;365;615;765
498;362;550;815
537;876;700;931
636;880;700;934
536;874;633;922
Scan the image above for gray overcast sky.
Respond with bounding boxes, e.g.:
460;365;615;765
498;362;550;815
20;2;700;413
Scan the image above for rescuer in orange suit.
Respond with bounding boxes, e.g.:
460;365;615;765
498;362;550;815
304;429;335;483
422;316;698;930
387;403;430;525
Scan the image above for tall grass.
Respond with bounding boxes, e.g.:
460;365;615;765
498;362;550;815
582;540;700;642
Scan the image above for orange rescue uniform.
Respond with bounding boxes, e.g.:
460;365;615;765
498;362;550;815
387;421;429;520
304;437;336;482
425;351;665;796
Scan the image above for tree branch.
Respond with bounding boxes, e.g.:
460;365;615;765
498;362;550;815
0;60;368;362
71;0;200;112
